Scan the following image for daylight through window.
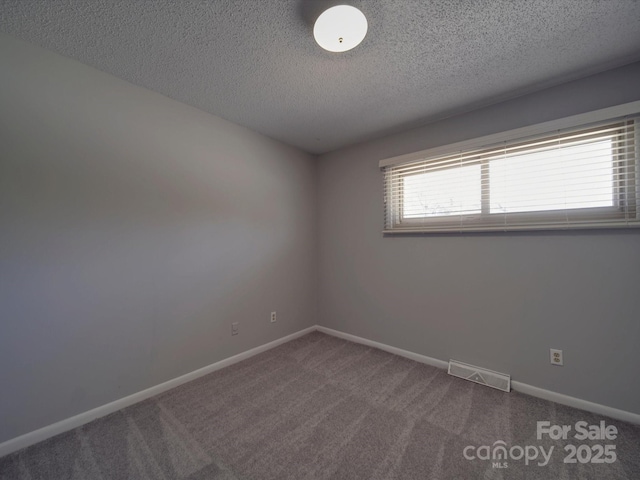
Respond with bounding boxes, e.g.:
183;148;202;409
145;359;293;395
382;109;639;233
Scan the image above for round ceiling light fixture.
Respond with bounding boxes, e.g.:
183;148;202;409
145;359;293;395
313;5;368;53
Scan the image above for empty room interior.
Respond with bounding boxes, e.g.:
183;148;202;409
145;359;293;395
1;1;640;479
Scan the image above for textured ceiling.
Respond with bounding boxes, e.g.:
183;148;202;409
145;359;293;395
1;0;640;154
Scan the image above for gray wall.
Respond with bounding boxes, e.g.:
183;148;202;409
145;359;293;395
0;34;317;443
317;62;640;414
2;31;639;447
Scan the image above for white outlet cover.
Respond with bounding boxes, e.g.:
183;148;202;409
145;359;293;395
550;348;563;366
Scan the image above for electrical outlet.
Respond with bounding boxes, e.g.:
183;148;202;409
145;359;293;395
231;322;239;336
270;311;277;323
550;348;563;366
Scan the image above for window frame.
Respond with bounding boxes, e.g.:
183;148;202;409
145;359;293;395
381;102;640;234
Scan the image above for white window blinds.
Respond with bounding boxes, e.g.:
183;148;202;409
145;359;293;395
382;105;640;233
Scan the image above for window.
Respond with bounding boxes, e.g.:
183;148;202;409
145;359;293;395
381;104;640;233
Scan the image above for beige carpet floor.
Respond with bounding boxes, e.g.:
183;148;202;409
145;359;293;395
1;331;639;479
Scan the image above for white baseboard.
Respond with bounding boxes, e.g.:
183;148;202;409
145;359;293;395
3;324;638;458
316;326;449;370
317;326;640;425
510;381;640;425
0;326;316;458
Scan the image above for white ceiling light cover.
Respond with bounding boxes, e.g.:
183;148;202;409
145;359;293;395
313;5;368;53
